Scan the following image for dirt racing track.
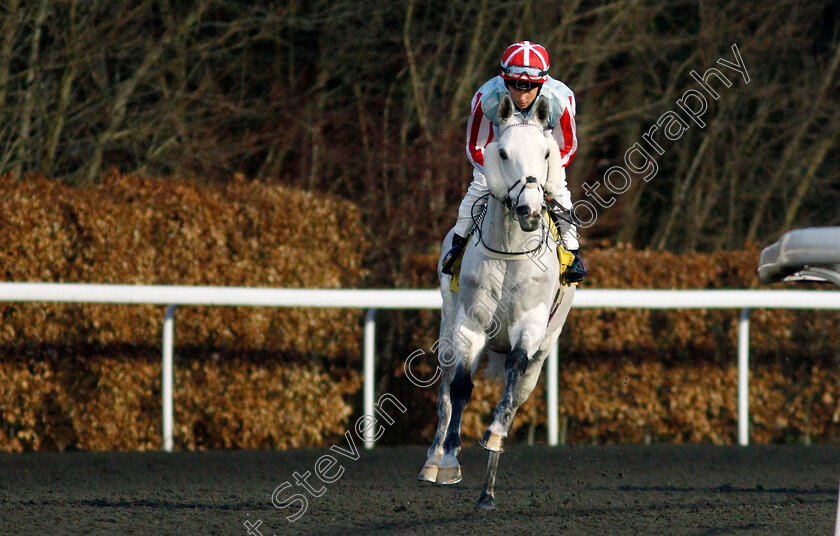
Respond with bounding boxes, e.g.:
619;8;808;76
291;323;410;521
1;443;838;535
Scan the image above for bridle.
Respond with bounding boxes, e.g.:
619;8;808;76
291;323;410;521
470;194;551;257
472;182;549;258
493;176;543;211
492;122;550;208
470;121;553;257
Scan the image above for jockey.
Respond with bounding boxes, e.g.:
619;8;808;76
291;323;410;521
443;40;586;283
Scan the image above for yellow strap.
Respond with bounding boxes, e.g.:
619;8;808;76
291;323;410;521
547;213;577;286
448;249;464;292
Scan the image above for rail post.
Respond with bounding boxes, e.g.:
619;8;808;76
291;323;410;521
363;309;377;449
162;305;177;452
547;341;559;446
738;308;750;446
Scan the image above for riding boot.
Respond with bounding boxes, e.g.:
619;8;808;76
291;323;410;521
442;234;467;276
565;249;587;283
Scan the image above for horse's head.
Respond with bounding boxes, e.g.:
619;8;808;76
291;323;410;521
483;94;561;232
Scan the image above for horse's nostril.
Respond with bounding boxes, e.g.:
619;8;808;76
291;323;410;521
515;206;530;218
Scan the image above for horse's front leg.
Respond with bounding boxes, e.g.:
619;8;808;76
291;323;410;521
419;322;483;485
477;349;547;510
479;344;530;452
434;362;474;485
475;346;528;511
477;313;548;509
477;450;501;510
480;311;548;451
417;376;452;483
417;364;474;485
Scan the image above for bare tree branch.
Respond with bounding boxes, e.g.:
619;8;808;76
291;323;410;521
745;41;840;242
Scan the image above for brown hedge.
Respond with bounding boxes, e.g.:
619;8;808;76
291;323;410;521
0;172;367;451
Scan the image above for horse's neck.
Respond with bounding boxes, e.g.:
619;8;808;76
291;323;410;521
483;197;540;252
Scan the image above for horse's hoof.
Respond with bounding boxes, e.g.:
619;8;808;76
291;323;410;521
479;430;506;452
434;465;462;485
476;491;496;510
417;464;438;483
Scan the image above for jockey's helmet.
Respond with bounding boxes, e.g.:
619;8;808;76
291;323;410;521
500;41;550;84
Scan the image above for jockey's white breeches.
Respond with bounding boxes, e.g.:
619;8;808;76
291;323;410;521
455;169;580;250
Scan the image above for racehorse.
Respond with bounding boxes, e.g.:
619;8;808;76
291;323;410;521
417;92;576;510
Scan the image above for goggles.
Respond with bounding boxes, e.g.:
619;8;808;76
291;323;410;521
501;64;549;81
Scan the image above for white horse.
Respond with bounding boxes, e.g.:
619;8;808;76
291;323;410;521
418;93;576;510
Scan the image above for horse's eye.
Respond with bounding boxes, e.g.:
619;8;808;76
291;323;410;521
499;149;508;160
544;150;550;159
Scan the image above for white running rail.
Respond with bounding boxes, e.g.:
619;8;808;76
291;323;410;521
1;283;839;450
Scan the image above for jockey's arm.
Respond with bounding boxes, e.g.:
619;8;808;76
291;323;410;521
550;93;578;171
546;92;579;250
454;92;495;237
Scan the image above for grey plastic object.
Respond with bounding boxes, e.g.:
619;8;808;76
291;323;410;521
758;227;840;285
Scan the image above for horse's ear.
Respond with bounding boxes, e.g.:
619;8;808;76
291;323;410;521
498;93;514;124
534;96;550;127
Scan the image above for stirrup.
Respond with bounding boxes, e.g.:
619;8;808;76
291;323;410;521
564;252;586;283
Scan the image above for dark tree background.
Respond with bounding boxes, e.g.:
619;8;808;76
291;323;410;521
1;0;839;280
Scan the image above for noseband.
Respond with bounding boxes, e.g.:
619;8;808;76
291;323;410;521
495;178;544;212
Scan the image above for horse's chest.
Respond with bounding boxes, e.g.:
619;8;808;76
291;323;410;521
465;275;550;325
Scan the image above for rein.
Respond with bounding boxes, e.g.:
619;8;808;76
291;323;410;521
471;194;550;258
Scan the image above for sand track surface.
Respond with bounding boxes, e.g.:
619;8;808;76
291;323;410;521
1;444;838;535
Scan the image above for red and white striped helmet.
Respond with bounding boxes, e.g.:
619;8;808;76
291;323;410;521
500;41;550;83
